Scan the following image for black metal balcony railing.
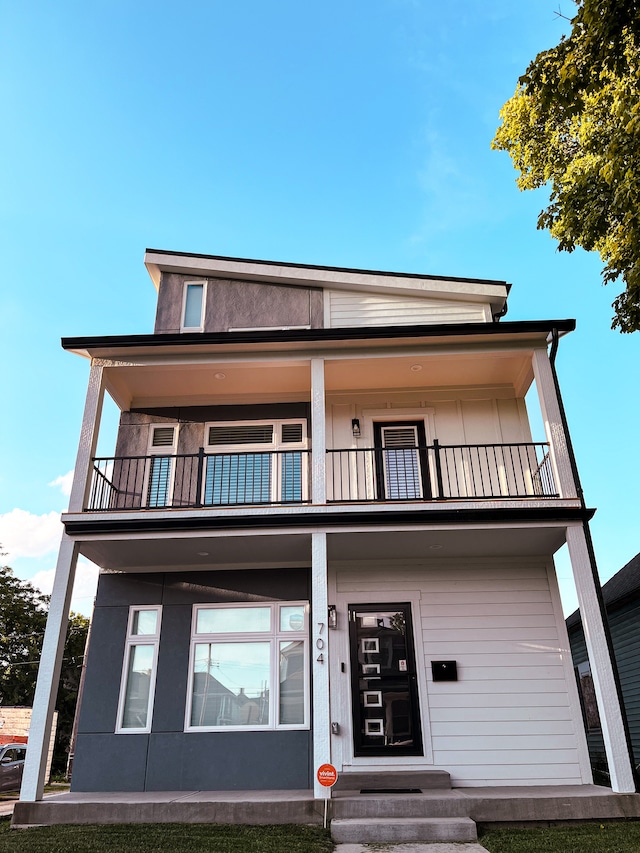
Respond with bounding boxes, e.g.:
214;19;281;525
326;441;557;502
87;450;311;511
85;442;557;511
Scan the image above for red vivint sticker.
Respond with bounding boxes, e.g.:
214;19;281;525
317;763;338;787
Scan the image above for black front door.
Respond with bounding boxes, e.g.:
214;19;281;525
349;603;423;757
373;421;431;500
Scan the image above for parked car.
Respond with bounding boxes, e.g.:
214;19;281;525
0;744;26;793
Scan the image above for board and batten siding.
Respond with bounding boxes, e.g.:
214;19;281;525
334;559;590;787
326;290;491;328
569;596;640;768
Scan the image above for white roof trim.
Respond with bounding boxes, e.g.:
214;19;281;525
144;250;509;310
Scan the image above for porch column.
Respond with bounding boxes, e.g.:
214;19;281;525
69;360;106;512
20;361;105;802
311;531;331;798
311;358;326;505
531;348;577;499
566;524;636;793
20;536;80;801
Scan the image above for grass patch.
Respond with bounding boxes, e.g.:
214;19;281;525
0;820;333;853
480;821;640;853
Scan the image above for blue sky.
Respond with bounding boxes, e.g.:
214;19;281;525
1;1;638;616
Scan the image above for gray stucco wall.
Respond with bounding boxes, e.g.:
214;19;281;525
114;403;311;458
72;568;312;792
154;273;324;333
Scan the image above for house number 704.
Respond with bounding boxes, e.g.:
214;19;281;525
316;622;325;663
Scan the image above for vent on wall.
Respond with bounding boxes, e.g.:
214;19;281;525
281;423;303;443
208;424;274;446
151;427;176;447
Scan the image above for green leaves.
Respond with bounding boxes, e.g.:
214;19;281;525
0;564;89;775
493;0;640;331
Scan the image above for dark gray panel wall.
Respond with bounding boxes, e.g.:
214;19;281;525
72;568;312;792
154;272;324;334
146;731;311;791
72;734;150;792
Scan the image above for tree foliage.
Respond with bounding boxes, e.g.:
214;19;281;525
0;564;89;775
493;0;640;332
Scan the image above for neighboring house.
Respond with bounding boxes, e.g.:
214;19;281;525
19;250;636;803
567;551;640;780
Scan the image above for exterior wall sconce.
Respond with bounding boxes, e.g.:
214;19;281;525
328;604;338;629
351;418;361;438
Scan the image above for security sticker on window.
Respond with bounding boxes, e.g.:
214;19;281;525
399;659;407;672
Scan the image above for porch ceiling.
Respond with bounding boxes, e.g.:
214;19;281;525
103;350;533;410
76;524;567;572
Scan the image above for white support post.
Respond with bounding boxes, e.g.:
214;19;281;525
311;358;326;505
20;535;79;801
531;348;577;499
69;361;106;512
566;524;636;793
311;531;331;799
20;361;106;802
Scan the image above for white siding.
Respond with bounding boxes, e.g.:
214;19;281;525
334;559;588;787
328;290;489;328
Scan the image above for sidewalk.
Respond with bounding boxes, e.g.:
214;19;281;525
335;845;491;852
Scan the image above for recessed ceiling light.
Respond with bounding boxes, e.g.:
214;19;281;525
214;372;226;380
429;544;443;550
197;551;210;557
410;364;423;372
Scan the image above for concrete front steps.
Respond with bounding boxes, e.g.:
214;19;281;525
330;771;478;845
331;816;477;844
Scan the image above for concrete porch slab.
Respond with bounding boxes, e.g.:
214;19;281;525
11;784;640;828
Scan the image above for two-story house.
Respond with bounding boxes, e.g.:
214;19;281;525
17;250;637;826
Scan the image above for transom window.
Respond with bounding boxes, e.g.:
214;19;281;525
186;602;309;731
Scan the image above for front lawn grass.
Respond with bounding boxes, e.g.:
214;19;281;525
0;820;333;853
480;821;640;853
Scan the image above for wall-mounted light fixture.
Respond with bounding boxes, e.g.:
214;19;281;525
351;418;361;438
328;604;338;629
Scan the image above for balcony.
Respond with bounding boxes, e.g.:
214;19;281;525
85;442;556;511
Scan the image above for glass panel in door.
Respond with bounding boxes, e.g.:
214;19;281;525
349;603;423;756
374;422;430;500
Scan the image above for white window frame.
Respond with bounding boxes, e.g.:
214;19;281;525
143;424;178;508
203;419;308;505
180;280;207;332
185;601;310;733
116;606;162;734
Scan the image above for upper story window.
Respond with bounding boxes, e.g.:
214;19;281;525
203;419;307;505
181;281;206;332
116;606;162;733
146;425;178;508
186;602;309;732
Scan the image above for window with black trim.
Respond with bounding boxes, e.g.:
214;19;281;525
186;602;309;731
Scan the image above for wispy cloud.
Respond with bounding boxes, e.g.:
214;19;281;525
0;509;62;560
49;470;74;497
408;128;490;246
31;558;99;616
